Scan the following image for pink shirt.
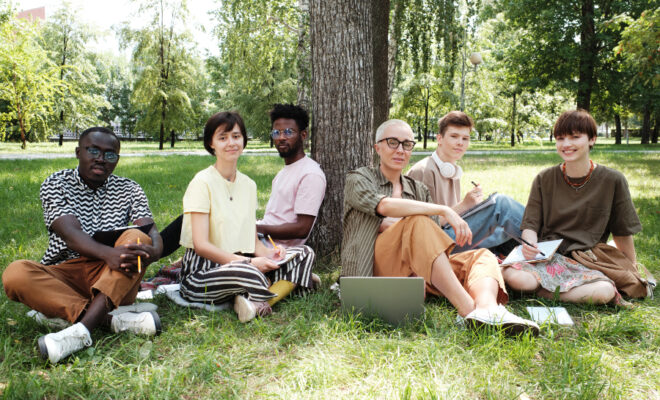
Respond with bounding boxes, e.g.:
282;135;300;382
258;156;326;247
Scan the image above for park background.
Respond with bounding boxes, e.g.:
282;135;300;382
0;0;658;399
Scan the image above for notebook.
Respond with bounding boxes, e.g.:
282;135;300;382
526;306;574;326
442;192;498;229
501;239;563;266
340;277;425;325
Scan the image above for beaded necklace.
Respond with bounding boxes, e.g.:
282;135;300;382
561;160;594;191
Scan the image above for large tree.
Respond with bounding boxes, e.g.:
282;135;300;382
308;0;389;256
210;0;299;140
496;0;651;112
42;2;107;144
0;17;61;148
119;0;201;149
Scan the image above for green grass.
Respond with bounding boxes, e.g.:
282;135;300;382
0;151;658;399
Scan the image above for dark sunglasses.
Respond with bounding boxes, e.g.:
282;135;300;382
378;137;416;151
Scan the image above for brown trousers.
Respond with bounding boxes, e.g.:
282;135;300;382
572;243;650;298
374;215;508;304
2;229;151;323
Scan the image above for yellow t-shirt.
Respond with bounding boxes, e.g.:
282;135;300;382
180;166;257;254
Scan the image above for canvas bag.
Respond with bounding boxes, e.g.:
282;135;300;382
571;243;655;299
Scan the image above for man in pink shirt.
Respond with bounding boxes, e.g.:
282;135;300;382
257;104;326;247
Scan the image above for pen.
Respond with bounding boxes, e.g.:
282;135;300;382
137;237;142;273
267;234;279;251
504;231;546;257
471;181;479;187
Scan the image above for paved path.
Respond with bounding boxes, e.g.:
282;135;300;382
1;148;658;160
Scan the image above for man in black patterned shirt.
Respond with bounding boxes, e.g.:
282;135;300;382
2;127;164;363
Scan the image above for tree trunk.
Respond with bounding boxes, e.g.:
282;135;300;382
576;0;596;111
423;89;429;149
296;0;311;109
309;0;374;256
640;101;651;144
652;111;659;144
372;0;390;137
387;0;401;102
170;129;175;148
510;92;516;147
614;113;622;145
159;98;166;150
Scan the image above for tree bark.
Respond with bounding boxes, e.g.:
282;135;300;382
170;129;175;147
640;101;651;144
372;0;390;135
614;112;622;145
296;0;311;109
510;92;516;147
309;0;374;256
576;0;596;111
652;111;658;144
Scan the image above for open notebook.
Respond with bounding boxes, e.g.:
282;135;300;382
501;239;563;266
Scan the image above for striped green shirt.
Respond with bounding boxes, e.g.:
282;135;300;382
341;165;439;277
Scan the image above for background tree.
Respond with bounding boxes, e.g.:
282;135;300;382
209;0;299;140
120;0;201;149
0;17;61;148
42;2;108;145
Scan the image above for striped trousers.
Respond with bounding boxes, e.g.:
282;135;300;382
179;245;316;304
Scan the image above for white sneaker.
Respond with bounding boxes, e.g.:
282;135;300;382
108;302;158;316
38;323;92;363
27;310;70;330
233;295;256;323
465;305;540;336
111;311;161;336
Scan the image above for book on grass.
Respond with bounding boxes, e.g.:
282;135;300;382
92;223;154;246
442;192;499;229
500;239;563;266
526;306;574;326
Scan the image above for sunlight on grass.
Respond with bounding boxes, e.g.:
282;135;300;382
0;151;658;399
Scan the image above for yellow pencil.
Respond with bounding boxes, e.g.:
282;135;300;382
267;234;279;251
137;237;142;273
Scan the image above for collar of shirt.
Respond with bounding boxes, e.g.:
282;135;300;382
374;165;415;198
74;167;109;194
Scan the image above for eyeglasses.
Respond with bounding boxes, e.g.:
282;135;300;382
270;128;296;139
378;137;416;151
86;146;119;163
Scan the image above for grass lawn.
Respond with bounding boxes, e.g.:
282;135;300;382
0;150;658;399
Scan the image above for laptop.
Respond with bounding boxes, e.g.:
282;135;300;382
340;277;425;325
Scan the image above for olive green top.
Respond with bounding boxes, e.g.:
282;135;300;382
341;165;439;277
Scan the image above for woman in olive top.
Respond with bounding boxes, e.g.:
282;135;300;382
178;111;316;322
502;109;642;304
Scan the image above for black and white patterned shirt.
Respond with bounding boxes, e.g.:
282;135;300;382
39;168;153;265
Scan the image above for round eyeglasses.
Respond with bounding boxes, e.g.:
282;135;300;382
270;128;296;139
86;146;119;163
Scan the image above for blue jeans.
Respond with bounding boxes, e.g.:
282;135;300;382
443;194;524;253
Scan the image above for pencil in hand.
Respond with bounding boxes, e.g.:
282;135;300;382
137;237;142;273
267;234;279;251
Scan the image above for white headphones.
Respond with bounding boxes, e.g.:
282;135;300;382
432;152;462;179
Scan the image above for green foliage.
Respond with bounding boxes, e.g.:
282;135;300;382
41;1;109;136
119;0;207;147
0;16;62;148
209;0;299;139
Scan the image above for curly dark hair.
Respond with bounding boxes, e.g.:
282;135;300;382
269;104;309;132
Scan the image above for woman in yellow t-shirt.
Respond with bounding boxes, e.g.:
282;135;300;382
179;111;317;322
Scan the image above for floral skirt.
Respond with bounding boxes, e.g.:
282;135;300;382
505;253;614;293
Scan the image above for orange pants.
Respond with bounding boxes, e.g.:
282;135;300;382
2;229;150;323
374;215;508;304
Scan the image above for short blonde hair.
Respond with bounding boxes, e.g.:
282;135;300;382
375;119;412;142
